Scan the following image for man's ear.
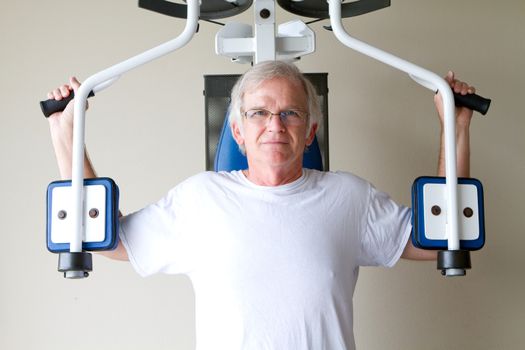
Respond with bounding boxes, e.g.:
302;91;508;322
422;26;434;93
232;121;245;146
305;123;318;146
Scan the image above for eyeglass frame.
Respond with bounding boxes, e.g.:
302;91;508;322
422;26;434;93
242;108;309;126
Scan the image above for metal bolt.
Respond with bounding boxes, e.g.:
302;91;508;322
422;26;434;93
89;208;99;219
259;8;271;19
57;210;67;220
463;207;474;218
431;205;441;216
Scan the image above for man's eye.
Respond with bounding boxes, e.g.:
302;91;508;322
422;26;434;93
247;110;269;118
282;110;299;118
253;110;268;116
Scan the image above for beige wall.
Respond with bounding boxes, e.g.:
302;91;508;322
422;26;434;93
1;0;523;349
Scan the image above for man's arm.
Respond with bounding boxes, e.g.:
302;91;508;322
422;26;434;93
47;77;98;180
47;77;128;261
435;71;475;178
401;71;476;261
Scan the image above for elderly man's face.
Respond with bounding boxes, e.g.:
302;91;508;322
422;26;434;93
232;77;317;171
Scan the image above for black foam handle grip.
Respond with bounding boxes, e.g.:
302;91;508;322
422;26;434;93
453;92;491;115
40;90;95;118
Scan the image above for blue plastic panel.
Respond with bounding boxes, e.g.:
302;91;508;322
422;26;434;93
411;176;485;250
47;178;119;252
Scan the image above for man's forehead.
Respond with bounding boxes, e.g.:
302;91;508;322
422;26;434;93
242;77;307;104
246;76;302;90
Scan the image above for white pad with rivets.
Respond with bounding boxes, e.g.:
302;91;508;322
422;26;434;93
50;185;107;244
423;183;480;241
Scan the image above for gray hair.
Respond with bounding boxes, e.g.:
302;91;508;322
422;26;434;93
229;61;322;143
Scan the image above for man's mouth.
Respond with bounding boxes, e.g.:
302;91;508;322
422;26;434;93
262;140;288;144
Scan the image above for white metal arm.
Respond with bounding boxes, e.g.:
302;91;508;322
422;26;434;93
328;1;461;262
69;0;200;253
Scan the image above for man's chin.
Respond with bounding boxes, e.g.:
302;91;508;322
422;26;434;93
246;145;303;165
261;152;302;167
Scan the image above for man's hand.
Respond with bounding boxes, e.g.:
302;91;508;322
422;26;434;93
46;77;82;137
434;71;476;129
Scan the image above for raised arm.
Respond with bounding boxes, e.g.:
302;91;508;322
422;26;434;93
47;77;98;180
435;71;475;178
46;78;128;261
402;71;476;261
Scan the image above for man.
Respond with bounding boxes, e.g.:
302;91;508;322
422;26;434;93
46;61;476;349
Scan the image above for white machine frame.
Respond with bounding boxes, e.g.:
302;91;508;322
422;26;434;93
67;0;464;276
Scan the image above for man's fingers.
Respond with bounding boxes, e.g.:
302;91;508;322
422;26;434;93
70;76;81;90
454;81;476;95
445;71;476;96
46;77;80;102
445;70;455;84
49;84;72;100
52;87;63;100
59;85;72;97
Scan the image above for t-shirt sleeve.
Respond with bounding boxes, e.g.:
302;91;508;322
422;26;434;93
359;184;412;267
119;185;194;277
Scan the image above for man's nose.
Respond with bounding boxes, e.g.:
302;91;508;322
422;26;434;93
266;113;286;131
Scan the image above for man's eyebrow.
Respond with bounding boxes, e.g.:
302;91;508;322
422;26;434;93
245;105;306;111
244;105;266;110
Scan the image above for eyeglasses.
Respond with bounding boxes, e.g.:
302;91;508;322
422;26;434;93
243;109;308;126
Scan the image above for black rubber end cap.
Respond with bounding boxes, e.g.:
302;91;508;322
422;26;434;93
437;250;471;276
58;252;93;279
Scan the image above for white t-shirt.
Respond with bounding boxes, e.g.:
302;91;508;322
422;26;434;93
119;169;412;350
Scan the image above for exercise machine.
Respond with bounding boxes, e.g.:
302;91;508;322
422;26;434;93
40;0;490;278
